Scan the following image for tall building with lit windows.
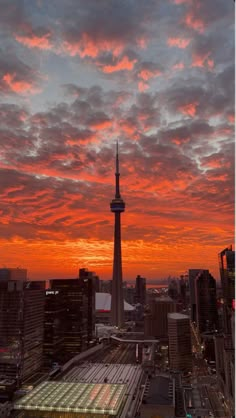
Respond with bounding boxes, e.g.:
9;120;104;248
0;268;45;385
50;269;96;362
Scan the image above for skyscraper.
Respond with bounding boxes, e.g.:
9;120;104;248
144;297;177;339
168;313;192;372
110;142;125;327
0;268;45;385
188;269;204;322
195;270;218;334
50;274;96;361
43;289;66;367
218;245;235;334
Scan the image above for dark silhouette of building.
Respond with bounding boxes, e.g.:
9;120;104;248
144;297;176;339
100;280;112;294
213;246;235;415
79;268;100;292
168;313;192;372
78;269;96;344
50;272;96;362
218;246;235;334
0;268;45;385
123;282;135;305
135;275;146;305
195;270;218;333
188;269;204;322
179;276;187;307
43;289;66;367
110;142;125;327
168;279;178;300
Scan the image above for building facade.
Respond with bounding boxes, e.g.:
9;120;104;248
0;268;45;385
43;289;66;367
168;313;192;372
50;274;96;362
188;269;205;322
218;246;235;334
144;297;176;339
195;270;218;334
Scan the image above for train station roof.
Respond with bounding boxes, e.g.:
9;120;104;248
14;381;126;416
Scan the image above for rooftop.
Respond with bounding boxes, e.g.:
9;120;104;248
168;312;189;320
63;363;142;388
144;375;174;406
14;381;126;415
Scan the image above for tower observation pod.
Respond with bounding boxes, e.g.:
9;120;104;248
110;142;125;327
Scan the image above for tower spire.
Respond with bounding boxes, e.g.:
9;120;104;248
115;140;120;198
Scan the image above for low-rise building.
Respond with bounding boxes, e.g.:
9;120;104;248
140;374;175;418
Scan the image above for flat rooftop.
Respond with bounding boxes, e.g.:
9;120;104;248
168;312;189;320
144;375;174;406
63;362;142;390
14;381;126;415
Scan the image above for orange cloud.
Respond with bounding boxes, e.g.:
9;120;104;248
63;33;124;58
101;56;137;73
15;33;53;50
90;120;113;130
207;59;214;69
178;102;198;117
138;69;162;81
2;73;36;94
184;12;205;33
192;53;214;69
120;120;137;135
138;81;149;92
172;136;190;145
173;62;185;70
167;37;191;48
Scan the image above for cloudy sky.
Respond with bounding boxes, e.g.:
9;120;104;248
0;0;234;281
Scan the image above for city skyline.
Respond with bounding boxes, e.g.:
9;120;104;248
0;0;234;280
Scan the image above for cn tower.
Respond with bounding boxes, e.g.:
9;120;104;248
110;142;125;327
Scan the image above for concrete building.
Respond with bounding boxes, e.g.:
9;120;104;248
110;142;125;327
195;270;218;334
144;297;176;339
0;268;45;385
168;313;192;372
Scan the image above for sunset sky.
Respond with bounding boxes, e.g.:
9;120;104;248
0;0;234;281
